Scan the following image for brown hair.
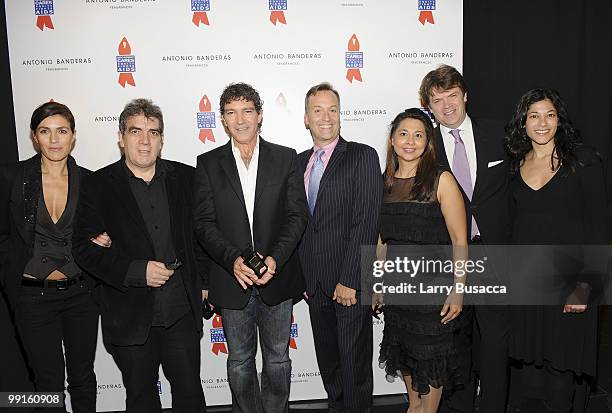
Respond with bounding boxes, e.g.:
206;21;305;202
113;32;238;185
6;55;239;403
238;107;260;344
419;64;467;108
304;82;341;112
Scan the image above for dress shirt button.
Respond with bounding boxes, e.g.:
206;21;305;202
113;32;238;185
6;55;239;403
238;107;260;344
41;256;48;263
41;241;47;247
63;241;69;246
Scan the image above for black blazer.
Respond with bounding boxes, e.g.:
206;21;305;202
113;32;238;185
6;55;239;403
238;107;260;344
0;154;92;310
297;137;383;296
433;118;511;245
72;159;204;346
194;138;308;310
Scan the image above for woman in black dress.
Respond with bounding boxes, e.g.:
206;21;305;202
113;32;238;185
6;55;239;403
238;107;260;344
376;108;468;413
505;88;607;412
0;102;108;412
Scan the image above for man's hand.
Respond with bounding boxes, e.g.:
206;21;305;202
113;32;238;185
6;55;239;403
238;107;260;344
146;261;174;287
233;256;258;289
91;232;112;248
255;255;276;286
333;283;357;307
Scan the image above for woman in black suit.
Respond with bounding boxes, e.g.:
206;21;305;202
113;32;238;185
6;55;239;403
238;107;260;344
0;102;106;412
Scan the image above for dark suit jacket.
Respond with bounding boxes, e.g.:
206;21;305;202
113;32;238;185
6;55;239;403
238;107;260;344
298;137;383;296
434;118;510;245
194;138;308;310
72;158;204;346
0;154;92;310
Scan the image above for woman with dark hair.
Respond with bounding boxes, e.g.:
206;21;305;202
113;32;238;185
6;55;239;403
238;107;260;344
0;102;107;412
505;88;607;412
376;108;469;413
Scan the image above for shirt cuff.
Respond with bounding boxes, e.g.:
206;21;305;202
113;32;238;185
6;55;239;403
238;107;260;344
123;260;148;287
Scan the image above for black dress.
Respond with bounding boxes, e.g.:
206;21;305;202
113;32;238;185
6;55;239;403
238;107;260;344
509;147;607;376
378;174;468;395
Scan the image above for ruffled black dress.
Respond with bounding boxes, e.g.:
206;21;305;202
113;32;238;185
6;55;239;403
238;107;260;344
378;175;469;395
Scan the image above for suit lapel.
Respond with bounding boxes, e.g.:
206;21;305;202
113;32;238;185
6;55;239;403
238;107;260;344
434;127;451;170
108;160;155;247
219;142;246;207
315;137;346;205
254;138;273;205
471;120;488;202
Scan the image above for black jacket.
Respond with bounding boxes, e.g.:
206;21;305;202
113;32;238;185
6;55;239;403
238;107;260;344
194;138;308;309
72;158;205;346
0;154;92;310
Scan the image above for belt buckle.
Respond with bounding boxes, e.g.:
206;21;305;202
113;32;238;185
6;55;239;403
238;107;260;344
56;279;69;291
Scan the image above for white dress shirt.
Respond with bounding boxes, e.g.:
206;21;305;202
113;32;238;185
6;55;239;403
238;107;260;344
231;137;260;247
440;115;477;189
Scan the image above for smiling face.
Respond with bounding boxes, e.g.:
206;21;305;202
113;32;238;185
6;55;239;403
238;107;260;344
304;90;341;147
221;98;262;146
119;114;163;173
428;86;468;129
391;118;428;166
32;114;75;163
524;98;558;148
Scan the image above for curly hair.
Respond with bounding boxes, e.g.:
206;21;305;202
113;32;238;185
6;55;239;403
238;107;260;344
384;108;438;200
504;88;581;174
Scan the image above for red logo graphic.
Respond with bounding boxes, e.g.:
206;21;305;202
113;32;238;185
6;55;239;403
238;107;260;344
197;95;216;144
192;0;210;26
269;0;287;25
211;315;228;355
117;38;136;88
418;0;436;25
345;34;363;84
34;0;54;31
289;314;298;350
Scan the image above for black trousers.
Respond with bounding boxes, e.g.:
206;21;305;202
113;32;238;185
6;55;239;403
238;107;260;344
15;280;99;413
308;290;373;413
108;313;205;413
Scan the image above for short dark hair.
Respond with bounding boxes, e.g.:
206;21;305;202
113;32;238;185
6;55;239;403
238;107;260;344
419;64;467;108
30;101;75;132
119;98;164;135
304;82;341;111
219;83;263;129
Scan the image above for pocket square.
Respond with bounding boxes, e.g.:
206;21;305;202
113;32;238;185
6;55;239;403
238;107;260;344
487;160;504;168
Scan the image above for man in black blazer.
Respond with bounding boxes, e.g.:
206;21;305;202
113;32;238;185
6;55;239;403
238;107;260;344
193;83;308;413
419;65;510;413
298;83;383;413
72;99;206;413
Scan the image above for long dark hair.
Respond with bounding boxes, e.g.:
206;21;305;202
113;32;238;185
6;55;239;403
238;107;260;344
384;108;437;200
504;88;581;174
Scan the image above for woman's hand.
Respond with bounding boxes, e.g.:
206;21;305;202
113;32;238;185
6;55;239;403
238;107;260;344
441;290;463;324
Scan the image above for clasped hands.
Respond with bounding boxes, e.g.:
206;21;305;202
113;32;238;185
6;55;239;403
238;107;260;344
233;254;276;289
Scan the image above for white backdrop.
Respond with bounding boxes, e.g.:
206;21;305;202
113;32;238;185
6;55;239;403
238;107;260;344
5;0;462;410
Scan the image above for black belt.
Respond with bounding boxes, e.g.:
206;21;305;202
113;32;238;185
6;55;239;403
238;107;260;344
21;274;84;291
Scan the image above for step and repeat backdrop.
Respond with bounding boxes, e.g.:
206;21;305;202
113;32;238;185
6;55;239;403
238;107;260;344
5;0;462;410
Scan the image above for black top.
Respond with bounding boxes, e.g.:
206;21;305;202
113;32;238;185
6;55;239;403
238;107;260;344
509;147;607;376
23;158;82;279
124;160;190;328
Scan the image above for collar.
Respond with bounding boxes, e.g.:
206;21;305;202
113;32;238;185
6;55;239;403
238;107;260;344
123;157;167;182
440;115;473;141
